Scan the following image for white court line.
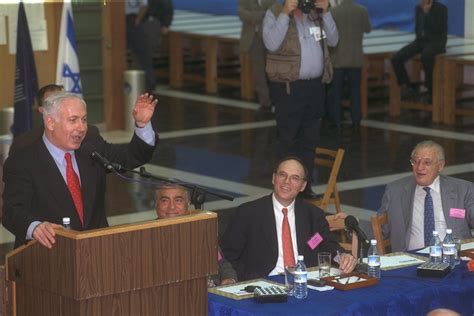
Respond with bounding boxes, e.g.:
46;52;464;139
156;85;474;142
361;119;474;142
156;85;259;110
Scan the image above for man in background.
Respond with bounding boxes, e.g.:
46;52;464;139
391;0;447;104
379;140;473;252
155;184;237;286
327;0;371;132
262;0;339;199
126;0;156;93
238;0;276;114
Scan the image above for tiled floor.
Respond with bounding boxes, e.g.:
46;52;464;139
1;83;473;262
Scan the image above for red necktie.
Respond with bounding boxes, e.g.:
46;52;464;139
282;208;296;267
65;153;84;226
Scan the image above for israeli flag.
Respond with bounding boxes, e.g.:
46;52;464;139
56;0;82;95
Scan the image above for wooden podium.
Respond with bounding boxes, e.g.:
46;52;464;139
5;212;218;316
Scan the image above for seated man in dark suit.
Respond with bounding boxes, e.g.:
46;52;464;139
391;0;447;103
155;184;238;286
9;84;100;156
2;92;158;249
379;140;473;252
221;157;357;281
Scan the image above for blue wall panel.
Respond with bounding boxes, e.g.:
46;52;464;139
173;0;465;36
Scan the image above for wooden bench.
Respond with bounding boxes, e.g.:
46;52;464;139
387;37;474;122
442;54;474;125
168;10;418;108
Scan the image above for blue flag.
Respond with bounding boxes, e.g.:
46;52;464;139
56;1;82;95
12;2;38;138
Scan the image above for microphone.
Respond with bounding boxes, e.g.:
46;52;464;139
344;215;368;242
81;143;123;172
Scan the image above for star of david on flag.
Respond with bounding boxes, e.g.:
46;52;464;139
56;1;82;95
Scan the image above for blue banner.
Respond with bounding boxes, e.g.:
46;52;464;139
12;2;38;138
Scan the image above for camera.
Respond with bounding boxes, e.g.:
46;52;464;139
298;0;315;14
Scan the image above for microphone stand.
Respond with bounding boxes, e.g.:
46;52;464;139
114;165;234;209
355;234;368;274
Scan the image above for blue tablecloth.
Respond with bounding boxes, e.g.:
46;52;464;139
208;263;474;316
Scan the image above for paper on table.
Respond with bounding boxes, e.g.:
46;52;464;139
416;247;430;254
363;254;425;269
217;280;285;296
308;284;334;291
461;242;474;251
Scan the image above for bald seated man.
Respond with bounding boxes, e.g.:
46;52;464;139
155;184;238;286
221;156;357;281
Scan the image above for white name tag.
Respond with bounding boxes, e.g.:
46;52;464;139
309;26;326;41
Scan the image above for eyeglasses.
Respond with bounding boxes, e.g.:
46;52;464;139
276;171;305;184
410;158;442;168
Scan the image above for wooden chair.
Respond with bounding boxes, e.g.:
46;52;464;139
0;264;6;316
326;214;358;258
370;213;391;255
308;147;345;214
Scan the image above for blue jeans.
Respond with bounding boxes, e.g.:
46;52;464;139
327;68;361;126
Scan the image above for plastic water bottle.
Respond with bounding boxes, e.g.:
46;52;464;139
294;255;308;299
429;231;443;263
62;217;71;229
442;229;456;268
367;239;381;279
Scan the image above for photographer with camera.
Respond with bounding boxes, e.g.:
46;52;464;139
262;0;338;199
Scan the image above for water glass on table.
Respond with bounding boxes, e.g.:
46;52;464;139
318;252;331;278
285;266;295;295
453;237;462;265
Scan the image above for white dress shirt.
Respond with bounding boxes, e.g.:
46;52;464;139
269;194;299;276
409;176;447;250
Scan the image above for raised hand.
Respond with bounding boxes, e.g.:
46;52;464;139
133;93;158;128
283;0;298;15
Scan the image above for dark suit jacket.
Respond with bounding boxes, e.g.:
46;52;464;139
379;175;474;252
415;1;447;48
238;0;276;53
221;195;344;281
2;131;157;247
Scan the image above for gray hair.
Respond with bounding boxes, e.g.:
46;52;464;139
42;92;87;121
411;140;445;162
155;184;190;202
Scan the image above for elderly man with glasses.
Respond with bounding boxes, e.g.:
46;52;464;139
379;140;474;252
221;156;356;281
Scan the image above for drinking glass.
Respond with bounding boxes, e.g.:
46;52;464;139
284;266;295;295
318;252;331;278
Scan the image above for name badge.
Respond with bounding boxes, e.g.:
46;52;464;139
307;232;323;250
309;26;326;41
449;208;466;219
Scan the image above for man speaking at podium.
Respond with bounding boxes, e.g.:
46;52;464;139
2;92;158;249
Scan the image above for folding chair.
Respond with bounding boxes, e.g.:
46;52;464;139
307;147;345;214
370;213;391;255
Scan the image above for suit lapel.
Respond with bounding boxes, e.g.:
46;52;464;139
261;195;278;257
36;141;80;223
403;178;416;236
440;176;456;227
76;146;98;228
294;199;308;256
